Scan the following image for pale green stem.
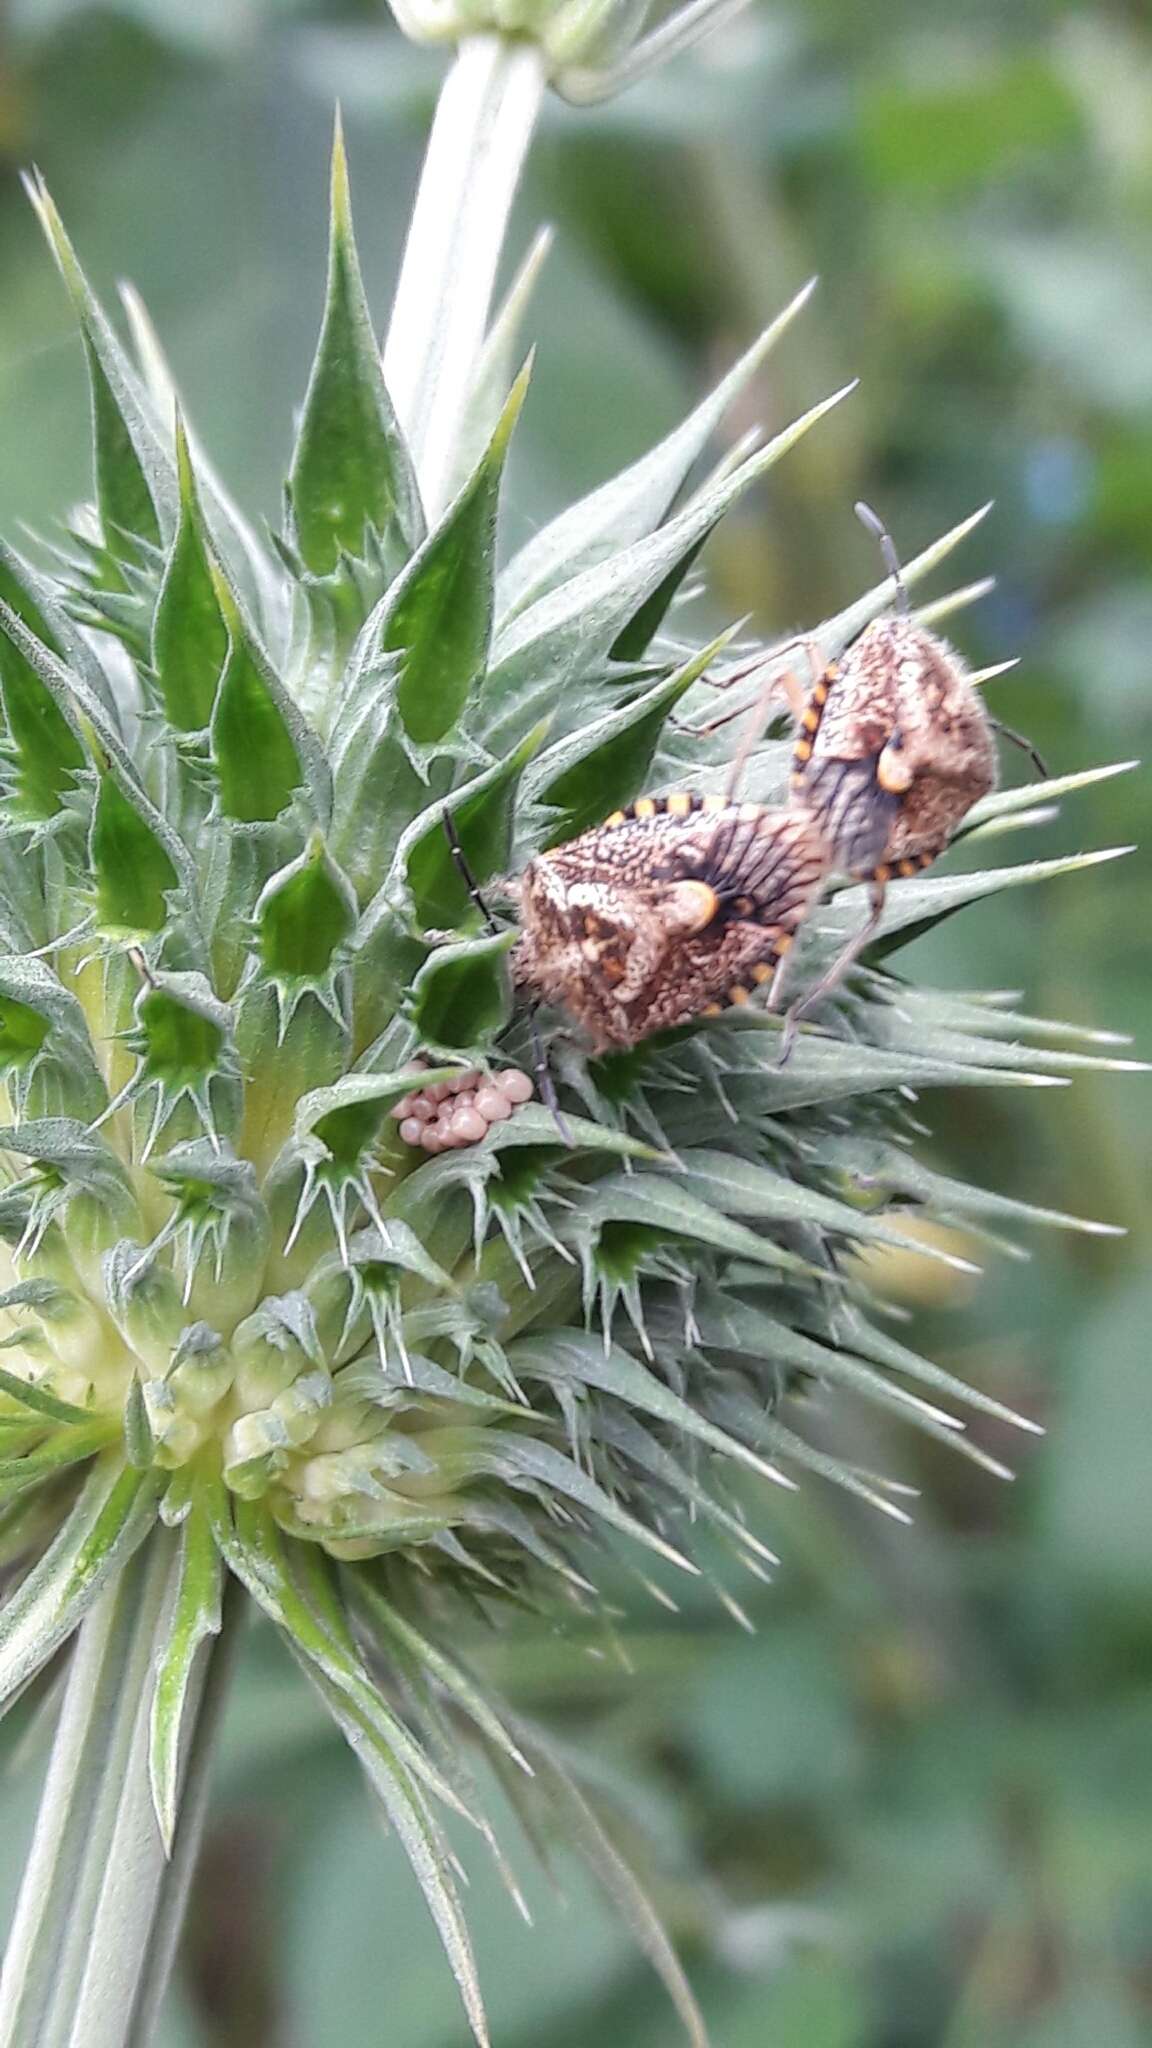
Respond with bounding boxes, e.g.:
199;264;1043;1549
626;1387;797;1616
0;1532;240;2048
383;31;547;520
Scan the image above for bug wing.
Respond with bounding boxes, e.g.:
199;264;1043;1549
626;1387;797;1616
800;755;899;874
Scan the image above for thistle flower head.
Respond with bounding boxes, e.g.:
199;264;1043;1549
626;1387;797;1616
0;102;1133;2048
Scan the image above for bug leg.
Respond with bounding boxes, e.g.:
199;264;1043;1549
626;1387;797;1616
442;807;499;933
529;1006;575;1149
683;638;820;741
775;876;887;1065
725;640;825;804
442;808;498;932
989;717;1048;780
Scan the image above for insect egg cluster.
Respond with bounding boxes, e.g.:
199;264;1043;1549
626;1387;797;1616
392;1067;535;1152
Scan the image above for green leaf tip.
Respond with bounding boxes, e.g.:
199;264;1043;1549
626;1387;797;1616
407;930;516;1050
530;623;741;844
287;121;423;579
24;169;174;557
209;610;306;826
0;605;86;822
149;1505;224;1854
90;772;180;938
388;362;531;745
256;834;357;984
152;420;229;731
398;720;547;931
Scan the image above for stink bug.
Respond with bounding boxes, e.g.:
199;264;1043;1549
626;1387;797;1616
443;797;830;1063
716;503;1046;1049
506;794;829;1052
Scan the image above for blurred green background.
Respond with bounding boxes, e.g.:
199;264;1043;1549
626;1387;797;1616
0;2;1149;2042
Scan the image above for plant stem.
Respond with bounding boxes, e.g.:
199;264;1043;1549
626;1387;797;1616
383;31;546;522
0;1530;241;2048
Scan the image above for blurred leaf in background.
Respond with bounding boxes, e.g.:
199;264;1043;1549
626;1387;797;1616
0;1;1149;2043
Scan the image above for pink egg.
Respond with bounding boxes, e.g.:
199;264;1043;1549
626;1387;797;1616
427;1082;452;1104
450;1107;488;1144
408;1095;436;1123
392;1094;413;1119
499;1069;534;1104
475;1087;512;1122
421;1125;445;1152
399;1117;424;1146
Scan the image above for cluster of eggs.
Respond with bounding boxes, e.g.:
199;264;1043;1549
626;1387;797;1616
391;1066;536;1152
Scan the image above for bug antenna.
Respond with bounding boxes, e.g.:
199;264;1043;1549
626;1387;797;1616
442;808;497;933
855;501;909;618
989;716;1049;781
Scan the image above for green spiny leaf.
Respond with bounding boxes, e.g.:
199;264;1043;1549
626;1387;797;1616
90;771;180;937
406;931;516;1050
293;1065;460;1166
509;1721;709;2048
288;119;423;577
289;1643;492;2048
453;225;552;489
0;599;195;894
480;381;855;753
0;618;86;825
387;365;528;744
209;578;327;826
0;952;105;1126
256;833;357;984
0;993;49;1070
578;1173;830;1283
396;721;546;930
0;541;66;657
0;1458;160;1717
351;1579;532;1773
0;1364;93;1425
666;1147;978;1271
26;174;176;556
477;1433;698;1573
960;758;1138;835
152;423;230;732
468;1103;668;1162
527;627;737;844
510;1328;793;1490
132;971;233;1092
867;846;1133;955
148;1503;223;1852
498;277;817;621
213;1489;472;1817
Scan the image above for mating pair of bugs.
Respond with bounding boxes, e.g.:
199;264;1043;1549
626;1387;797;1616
449;505;1041;1080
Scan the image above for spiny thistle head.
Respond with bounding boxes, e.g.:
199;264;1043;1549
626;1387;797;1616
0;119;1134;2048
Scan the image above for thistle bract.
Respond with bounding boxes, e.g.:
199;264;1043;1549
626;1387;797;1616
0;105;1132;2048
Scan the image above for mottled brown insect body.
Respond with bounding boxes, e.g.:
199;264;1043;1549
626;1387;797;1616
512;794;829;1051
791;613;998;879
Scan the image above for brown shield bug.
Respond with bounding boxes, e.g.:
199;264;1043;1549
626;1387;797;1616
717;503;1045;1049
508;793;830;1052
441;794;831;1142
